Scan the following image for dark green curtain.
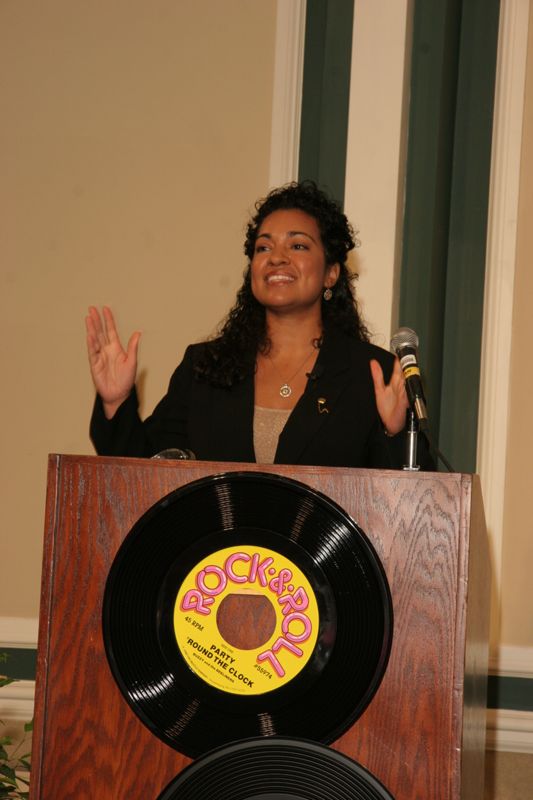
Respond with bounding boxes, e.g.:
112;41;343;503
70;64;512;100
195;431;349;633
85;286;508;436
298;0;355;205
400;0;500;472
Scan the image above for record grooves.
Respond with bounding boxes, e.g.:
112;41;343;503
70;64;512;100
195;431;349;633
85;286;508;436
156;737;394;800
102;472;393;758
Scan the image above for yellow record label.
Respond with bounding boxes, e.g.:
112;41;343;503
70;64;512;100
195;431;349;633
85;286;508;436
174;545;320;695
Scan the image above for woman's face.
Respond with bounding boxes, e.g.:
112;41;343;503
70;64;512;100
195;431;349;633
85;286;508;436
250;209;339;316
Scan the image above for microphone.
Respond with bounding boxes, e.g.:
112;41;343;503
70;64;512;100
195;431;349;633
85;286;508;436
151;448;196;460
390;327;429;430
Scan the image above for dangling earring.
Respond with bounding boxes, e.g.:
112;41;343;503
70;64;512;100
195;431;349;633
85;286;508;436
323;287;333;301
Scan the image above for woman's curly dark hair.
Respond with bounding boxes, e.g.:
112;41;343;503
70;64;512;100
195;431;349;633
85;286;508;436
196;181;370;387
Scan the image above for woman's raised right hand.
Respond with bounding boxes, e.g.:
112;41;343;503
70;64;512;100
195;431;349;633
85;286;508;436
85;306;141;419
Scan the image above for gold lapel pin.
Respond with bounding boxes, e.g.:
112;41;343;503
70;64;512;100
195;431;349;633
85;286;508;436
317;397;329;414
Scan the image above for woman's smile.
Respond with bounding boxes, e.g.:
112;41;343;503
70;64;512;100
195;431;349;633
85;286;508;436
264;270;296;284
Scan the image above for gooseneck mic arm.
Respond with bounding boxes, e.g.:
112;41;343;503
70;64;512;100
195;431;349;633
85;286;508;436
403;409;420;471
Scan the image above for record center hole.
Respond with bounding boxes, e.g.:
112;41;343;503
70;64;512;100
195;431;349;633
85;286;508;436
216;593;276;650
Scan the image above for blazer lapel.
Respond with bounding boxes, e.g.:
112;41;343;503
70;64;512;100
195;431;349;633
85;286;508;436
275;329;352;464
206;373;256;462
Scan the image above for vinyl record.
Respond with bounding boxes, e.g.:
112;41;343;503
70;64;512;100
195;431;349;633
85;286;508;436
103;472;392;757
156;737;395;800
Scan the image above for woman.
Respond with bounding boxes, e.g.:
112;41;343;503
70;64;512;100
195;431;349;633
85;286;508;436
87;181;422;468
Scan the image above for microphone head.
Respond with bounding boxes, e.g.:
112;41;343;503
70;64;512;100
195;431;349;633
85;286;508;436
390;327;419;353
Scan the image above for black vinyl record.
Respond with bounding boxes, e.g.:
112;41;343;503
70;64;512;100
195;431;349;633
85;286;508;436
156;737;395;800
102;472;392;757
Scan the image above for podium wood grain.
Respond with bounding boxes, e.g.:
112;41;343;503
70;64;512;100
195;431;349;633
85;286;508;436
30;455;490;799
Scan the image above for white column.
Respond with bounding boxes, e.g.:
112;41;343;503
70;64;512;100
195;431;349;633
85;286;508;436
344;0;413;348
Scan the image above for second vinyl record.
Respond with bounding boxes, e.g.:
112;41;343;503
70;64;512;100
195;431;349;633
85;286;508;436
102;471;393;757
156;737;395;800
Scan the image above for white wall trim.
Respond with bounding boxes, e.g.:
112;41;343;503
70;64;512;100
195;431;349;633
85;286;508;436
0;618;37;726
268;0;306;188
477;0;530;631
490;646;533;679
0;617;38;648
344;0;413;347
0;680;35;723
486;645;533;753
487;709;533;753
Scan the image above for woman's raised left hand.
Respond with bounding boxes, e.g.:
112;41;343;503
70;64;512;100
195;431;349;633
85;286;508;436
370;358;409;436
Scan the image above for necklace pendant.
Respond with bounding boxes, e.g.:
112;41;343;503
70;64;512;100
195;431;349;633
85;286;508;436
279;383;292;398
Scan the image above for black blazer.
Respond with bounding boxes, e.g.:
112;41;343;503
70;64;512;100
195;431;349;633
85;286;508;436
91;326;431;470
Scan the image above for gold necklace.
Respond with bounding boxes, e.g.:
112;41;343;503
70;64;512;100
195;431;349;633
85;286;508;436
267;346;318;398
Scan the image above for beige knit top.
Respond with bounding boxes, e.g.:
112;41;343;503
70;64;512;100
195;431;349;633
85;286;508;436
253;405;292;464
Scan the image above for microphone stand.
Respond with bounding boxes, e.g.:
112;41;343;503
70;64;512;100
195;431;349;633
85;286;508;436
403;409;420;471
402;409;456;473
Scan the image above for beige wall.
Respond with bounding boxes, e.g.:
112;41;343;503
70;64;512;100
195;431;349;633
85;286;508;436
500;8;533;647
0;1;276;618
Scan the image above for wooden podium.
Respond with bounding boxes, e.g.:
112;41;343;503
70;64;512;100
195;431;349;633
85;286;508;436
30;455;490;799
